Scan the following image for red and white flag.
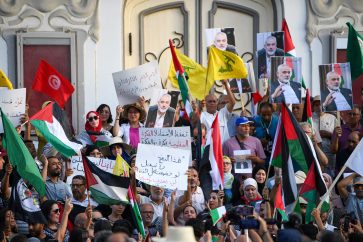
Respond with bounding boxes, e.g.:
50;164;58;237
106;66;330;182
205;114;224;190
32;60;74;108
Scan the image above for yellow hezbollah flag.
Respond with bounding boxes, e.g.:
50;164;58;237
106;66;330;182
112;154;130;177
205;46;248;95
168;49;207;100
0;69;13;89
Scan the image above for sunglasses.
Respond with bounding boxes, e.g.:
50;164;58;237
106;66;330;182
52;209;60;214
88;116;99;122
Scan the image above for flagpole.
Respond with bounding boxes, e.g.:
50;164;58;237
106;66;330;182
317;163;347;209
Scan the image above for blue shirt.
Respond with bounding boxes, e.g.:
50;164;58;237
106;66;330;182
45;177;72;202
253;114;279;139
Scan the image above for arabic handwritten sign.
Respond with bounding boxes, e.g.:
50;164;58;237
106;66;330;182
139;127;191;150
136;144;190;190
113;60;162;105
66;156;116;184
0;88;26;133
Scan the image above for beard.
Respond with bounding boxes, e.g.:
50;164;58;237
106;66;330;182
158;106;168;113
50;170;61;178
267;50;276;56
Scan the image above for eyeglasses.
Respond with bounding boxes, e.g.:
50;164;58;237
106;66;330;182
224;162;232;165
52;209;60;214
141;211;154;214
88;116;99;122
71;184;85;188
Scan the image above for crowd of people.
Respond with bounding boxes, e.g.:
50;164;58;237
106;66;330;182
0;81;363;242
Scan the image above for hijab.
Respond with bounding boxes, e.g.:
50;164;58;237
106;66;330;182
85;111;102;143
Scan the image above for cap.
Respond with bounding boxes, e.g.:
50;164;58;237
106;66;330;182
235;117;253;126
313;95;321;102
353;176;363;185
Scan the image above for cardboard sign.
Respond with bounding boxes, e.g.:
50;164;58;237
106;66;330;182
139;127;191;150
113;60;162;105
135;144;190;190
0;88;26;133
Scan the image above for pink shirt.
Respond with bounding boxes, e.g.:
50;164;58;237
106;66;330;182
129;127;140;149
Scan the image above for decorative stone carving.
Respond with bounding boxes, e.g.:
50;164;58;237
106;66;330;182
0;0;99;42
306;0;363;44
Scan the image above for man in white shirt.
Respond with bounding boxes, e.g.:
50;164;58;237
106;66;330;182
200;79;236;145
321;71;353;112
271;63;301;104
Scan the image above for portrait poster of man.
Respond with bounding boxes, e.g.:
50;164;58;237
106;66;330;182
256;31;285;79
270;56;302;104
205;27;254;93
319;63;353;112
145;90;176;128
229;63;256;94
233;149;252;174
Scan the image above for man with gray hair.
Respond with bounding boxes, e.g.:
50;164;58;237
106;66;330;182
257;35;285;78
321;71;352;111
270;63;301;104
145;93;175;128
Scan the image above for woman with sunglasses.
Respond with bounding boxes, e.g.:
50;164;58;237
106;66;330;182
40;199;73;242
77;111;113;147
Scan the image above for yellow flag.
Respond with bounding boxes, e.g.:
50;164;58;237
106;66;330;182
112;154;130;177
168;49;207;100
205;47;248;95
0;69;13;89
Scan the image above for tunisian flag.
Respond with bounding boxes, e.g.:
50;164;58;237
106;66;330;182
32;60;74;108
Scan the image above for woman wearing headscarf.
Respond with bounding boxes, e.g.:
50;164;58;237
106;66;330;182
76;111;113;147
252;165;267;195
241;178;263;209
112;103;146;150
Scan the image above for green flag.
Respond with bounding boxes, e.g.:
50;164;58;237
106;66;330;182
0;109;46;196
346;22;363;80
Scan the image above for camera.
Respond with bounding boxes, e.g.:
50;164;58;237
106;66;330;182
240;217;260;229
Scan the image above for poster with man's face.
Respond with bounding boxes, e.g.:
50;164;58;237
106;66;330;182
319;63;353;112
269;56;302;104
256;31;285;79
145;90;176;128
205;28;255;93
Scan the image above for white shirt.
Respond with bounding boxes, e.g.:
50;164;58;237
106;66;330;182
278;81;299;104
330;89;351;111
139;195;167;222
200;106;233;145
154;112;166;128
117;122;144;144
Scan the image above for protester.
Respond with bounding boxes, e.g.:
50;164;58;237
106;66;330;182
96;104;114;133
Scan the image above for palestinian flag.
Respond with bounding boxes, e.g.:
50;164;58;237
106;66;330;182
299;162;327;223
1;109;46;196
271;103;327;209
282;18;306;89
82;156;130;205
332;63;345;87
30;102;83;158
128;187;146;238
302;88;313;127
346;22;363;80
210;206;226;225
274;183;288;221
169;39;193;120
204;114;224;190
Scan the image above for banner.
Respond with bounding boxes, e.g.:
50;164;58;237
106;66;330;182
113;60;162;105
139;126;191;150
0;88;26;133
66;156;116;184
135;144;190;190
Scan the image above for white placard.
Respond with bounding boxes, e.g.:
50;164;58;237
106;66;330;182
136;143;190;190
66;156;116;184
112;60;162;105
139;127;191;150
0;88;26;133
233;150;252;174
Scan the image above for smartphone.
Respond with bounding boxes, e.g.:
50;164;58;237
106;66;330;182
236;206;254;217
343;216;350;232
240;218;260;229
